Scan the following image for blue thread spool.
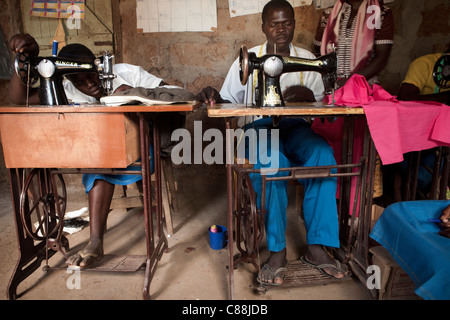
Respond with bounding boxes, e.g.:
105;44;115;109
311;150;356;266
209;225;227;250
52;40;58;56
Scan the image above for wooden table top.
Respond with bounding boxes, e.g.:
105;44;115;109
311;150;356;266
207;102;365;117
0;102;199;114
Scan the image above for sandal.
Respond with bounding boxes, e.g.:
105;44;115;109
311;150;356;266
300;256;351;280
67;251;103;269
257;263;287;286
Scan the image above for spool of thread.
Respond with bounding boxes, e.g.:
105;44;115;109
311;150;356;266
210;225;218;233
52;40;58;56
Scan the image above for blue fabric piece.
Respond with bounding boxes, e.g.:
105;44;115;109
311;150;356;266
82;144;154;193
370;200;450;300
244;117;339;252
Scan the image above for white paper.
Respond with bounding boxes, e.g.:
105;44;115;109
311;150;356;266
137;0;217;32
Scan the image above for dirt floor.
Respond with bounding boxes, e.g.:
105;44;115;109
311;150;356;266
0;164;373;301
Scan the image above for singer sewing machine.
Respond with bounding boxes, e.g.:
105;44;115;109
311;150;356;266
14;51;116;105
239;45;337;107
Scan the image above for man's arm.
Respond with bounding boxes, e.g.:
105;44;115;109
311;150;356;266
398;82;450;105
356;44;392;81
8;34;41;105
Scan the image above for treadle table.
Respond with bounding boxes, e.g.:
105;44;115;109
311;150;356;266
207;102;377;299
0;103;197;300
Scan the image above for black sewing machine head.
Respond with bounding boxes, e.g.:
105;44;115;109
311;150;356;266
14;51;115;105
239;45;337;107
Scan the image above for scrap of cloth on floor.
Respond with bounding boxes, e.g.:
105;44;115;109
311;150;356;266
370;200;450;300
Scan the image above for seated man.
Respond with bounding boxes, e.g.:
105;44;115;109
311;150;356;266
197;0;349;285
397;44;450;105
9;33;175;268
385;44;450;203
370;200;450;300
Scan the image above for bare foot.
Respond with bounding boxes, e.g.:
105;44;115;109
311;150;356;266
258;248;287;285
303;245;350;279
66;238;104;269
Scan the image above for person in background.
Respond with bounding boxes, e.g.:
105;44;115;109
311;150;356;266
9;33;173;268
313;0;394;86
386;44;450;202
397;44;450;105
311;0;394;206
370;201;450;300
197;0;350;286
439;204;450;238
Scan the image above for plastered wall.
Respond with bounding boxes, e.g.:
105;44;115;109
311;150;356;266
0;0;449;182
115;0;449;95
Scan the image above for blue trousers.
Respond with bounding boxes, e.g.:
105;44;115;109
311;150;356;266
244;118;339;252
83;144;154;193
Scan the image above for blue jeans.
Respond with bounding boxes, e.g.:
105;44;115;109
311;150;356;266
244;118;339;252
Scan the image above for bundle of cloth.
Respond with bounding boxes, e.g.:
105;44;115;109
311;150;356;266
370;200;450;300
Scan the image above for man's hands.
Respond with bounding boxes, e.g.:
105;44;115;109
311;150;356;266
438;204;450;238
8;34;41;105
113;84;133;93
196;86;224;104
9;33;39;56
282;85;316;103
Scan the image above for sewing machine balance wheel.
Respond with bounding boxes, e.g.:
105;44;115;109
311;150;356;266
239;46;250;85
234;172;264;271
19;168;67;243
14;53;39;86
433;54;450;89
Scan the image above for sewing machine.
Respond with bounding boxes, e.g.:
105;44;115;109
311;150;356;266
14;51;116;105
239;45;337;107
433;53;450;89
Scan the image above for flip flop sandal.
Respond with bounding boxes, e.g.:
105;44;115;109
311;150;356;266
71;251;103;269
300;256;351;280
257;263;287;286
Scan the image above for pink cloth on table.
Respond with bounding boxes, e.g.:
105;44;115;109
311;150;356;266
363;101;450;165
312;75;378;216
315;74;450;165
312;75;396;172
312;74;450;216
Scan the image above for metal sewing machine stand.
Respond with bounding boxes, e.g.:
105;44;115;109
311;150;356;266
4;51;169;299
230;117;376;296
4;109;169;300
212;46;379;298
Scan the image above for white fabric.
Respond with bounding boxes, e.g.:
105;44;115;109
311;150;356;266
63;63;163;104
220;42;325;126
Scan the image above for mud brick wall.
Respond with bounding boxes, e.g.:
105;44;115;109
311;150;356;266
0;0;449;183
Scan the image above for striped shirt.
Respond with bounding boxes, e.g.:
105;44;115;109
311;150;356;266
314;2;394;83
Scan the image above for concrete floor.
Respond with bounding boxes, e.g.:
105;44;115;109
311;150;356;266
0;164;372;301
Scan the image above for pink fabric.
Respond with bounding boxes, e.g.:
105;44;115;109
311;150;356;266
312;74;450;216
322;75;397;106
317;74;450;165
364;101;450;165
321;0;380;72
430;107;450;145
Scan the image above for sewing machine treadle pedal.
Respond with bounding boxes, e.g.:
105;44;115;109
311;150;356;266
256;259;351;295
